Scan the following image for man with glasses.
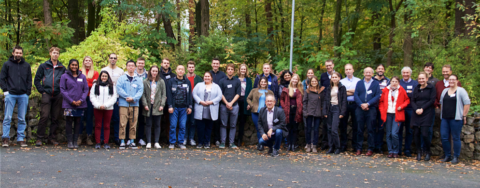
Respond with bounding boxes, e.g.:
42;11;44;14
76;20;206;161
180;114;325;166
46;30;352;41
101;53;124;145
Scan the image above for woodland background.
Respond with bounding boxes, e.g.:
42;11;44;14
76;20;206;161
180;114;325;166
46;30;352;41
0;0;480;108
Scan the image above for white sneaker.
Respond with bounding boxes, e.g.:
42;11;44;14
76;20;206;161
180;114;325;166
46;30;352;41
126;140;131;145
146;143;151;149
139;139;146;146
215;141;220;146
189;139;196;146
183;140;187;145
119;142;126;150
154;143;161;149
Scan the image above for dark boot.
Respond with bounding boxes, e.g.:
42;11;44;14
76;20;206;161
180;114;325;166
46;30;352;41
424;152;431;161
327;147;335;154
416;151;422;161
451;157;459;164
291;144;296;152
442;156;452;163
73;134;79;149
67;135;74;149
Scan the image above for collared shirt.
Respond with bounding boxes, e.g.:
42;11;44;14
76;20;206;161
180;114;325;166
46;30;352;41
340;76;360;101
403;78;412;83
267;107;275;130
443;79;449;87
265;74;273;90
364;78;373;91
219;76;241;105
327;70;336;79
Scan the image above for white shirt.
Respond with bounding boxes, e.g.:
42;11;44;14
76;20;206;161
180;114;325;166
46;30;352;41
443;79;449;87
101;66;124;84
267;108;275;130
387;86;399;114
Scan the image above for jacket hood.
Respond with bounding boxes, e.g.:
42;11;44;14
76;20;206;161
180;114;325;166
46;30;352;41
8;56;26;64
161;67;173;75
45;59;63;67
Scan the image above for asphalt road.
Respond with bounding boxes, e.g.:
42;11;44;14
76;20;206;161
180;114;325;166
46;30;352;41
1;144;479;188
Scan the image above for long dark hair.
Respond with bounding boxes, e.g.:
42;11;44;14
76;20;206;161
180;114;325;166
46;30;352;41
279;70;293;86
68;59;80;75
94;71;114;96
147;65;161;82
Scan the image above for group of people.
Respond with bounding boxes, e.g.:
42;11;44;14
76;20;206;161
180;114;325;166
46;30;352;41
0;46;470;163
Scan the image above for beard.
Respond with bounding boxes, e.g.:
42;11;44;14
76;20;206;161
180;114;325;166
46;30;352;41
377;72;384;76
13;55;22;61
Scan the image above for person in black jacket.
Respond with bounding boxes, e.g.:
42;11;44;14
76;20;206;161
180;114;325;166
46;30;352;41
319;59;342;151
411;72;436;161
257;94;288;157
159;58;176;81
165;65;192;149
210;58;227;146
33;47;66;146
322;72;347;154
1;46;32;148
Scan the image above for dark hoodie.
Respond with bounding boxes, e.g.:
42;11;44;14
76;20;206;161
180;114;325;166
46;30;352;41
160;67;176;81
34;59;66;96
0;56;32;95
166;75;192;109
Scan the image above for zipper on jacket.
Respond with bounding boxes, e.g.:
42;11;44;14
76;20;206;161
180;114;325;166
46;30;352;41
52;66;55;97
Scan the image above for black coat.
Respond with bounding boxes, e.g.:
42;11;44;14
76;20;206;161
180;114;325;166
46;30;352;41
0;56;32;95
411;83;436;127
258;106;288;138
322;83;347;117
159;67;176;81
34;59;66;96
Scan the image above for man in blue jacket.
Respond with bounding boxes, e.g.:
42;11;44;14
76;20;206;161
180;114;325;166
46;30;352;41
116;60;144;149
253;63;279;101
1;46;32;148
354;67;381;156
34;47;66;146
166;65;192;149
398;66;418;157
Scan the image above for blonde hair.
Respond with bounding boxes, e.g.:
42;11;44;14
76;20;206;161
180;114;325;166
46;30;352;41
289;74;304;97
81;56;94;79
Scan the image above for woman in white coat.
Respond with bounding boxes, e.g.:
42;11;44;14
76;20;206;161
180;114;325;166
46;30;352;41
90;71;117;149
192;72;223;149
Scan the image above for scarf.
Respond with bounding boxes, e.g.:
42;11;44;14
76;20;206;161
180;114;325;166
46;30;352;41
94;81;114;96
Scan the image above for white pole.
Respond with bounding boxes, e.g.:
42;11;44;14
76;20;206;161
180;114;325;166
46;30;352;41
289;0;295;72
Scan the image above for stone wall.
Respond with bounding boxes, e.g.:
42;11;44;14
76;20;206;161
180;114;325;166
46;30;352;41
1;96;479;160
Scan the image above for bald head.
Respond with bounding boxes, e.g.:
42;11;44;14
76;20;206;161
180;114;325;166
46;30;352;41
364;67;374;81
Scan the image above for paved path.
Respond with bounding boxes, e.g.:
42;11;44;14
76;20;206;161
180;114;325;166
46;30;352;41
1;145;479;187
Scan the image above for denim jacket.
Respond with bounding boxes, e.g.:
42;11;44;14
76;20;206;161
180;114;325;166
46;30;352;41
116;74;144;107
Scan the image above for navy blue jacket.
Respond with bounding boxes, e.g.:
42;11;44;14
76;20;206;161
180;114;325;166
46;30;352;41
210;70;227;85
354;78;381;108
399;79;419;110
320;71;343;89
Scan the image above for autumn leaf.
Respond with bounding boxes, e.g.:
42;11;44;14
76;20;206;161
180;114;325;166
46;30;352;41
278;179;284;181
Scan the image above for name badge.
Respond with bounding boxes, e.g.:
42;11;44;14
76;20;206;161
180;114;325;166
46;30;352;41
274;118;279;123
366;90;372;94
172;88;176;91
77;78;83;82
450;94;456;97
132;84;137;88
227;84;232;88
407;85;413;89
182;84;188;88
407;90;412;93
166;75;171;79
268;81;272;85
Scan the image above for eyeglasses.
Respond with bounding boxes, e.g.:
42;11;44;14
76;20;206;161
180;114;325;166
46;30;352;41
448;79;457;81
109;57;117;60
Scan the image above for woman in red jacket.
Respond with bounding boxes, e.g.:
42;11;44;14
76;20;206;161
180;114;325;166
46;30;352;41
280;74;303;152
79;56;99;146
379;76;410;158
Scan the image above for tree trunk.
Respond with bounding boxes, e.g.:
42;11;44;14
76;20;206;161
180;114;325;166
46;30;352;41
118;0;123;22
16;0;19;45
276;0;285;49
454;0;465;36
87;0;95;37
463;0;475;36
67;0;80;44
372;11;381;64
188;0;195;50
176;0;181;49
386;0;404;66
403;4;413;67
350;0;362;41
43;0;52;49
162;0;176;50
333;0;342;57
245;8;251;37
200;0;209;37
318;0;326;49
78;1;86;42
95;0;102;28
265;0;273;40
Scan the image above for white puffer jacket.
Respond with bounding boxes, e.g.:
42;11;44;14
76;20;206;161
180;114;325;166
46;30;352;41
90;83;117;110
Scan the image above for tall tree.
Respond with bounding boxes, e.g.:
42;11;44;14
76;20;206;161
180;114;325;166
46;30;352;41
372;10;381;64
349;0;362;41
463;0;475;36
265;0;273;40
454;0;466;36
78;1;86;42
43;0;53;49
318;0;327;49
163;0;176;49
333;0;342;57
200;0;209;37
386;0;403;66
68;0;80;44
188;0;195;50
176;0;181;48
403;3;413;67
87;0;95;37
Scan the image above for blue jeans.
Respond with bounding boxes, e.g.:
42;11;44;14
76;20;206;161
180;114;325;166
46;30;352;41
259;129;283;150
169;108;187;144
356;107;376;151
421;108;435;148
2;94;28;141
80;96;94;135
251;113;261;141
306;116;321;145
441;118;463;158
196;119;213;145
385;113;400;154
374;108;384;150
398;109;413;154
185;107;196;140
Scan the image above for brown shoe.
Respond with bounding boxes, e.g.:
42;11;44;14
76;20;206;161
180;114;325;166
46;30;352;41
49;139;59;145
2;138;9;148
366;150;374;156
18;141;28;147
86;135;94;146
388;153;393;158
356;150;362;156
77;136;82;146
35;140;42;146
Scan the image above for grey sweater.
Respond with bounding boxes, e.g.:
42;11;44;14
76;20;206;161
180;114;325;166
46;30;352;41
439;87;470;120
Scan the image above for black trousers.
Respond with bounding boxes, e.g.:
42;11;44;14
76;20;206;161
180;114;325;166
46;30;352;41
65;116;82;138
340;102;358;150
145;104;162;143
321;117;328;147
236;97;247;145
286;107;298;147
414;126;430;153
